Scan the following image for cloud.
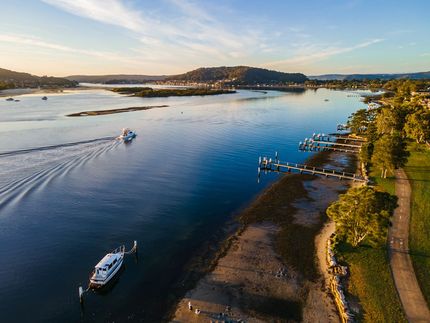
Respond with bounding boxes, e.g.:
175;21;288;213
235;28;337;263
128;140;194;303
0;33;136;63
41;0;146;32
265;39;384;67
41;0;263;63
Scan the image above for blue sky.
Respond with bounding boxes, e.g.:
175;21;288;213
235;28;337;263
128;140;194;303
0;0;429;76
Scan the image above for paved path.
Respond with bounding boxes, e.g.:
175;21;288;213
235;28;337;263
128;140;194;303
388;169;430;322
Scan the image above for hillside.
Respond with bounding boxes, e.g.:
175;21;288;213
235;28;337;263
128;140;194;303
0;67;77;89
310;71;430;81
65;74;167;84
167;66;308;84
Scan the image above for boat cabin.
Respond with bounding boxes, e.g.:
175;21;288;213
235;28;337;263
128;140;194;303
95;253;121;276
90;250;124;287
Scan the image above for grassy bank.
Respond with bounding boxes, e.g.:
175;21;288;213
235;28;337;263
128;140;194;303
335;165;405;322
337;242;406;322
369;168;395;195
404;142;430;306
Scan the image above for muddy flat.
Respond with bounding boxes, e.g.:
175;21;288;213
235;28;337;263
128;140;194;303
66;105;168;117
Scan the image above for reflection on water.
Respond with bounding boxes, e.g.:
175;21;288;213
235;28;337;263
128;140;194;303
0;88;365;322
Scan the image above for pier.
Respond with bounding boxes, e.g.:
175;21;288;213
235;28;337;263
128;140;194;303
258;157;367;183
299;144;359;153
328;134;366;142
299;133;363;152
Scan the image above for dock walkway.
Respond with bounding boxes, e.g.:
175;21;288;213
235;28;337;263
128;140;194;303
259;158;367;183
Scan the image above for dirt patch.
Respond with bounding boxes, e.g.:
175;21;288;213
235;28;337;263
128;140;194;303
172;222;302;322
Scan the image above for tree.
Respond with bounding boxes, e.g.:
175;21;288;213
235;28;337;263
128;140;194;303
327;186;396;247
404;108;430;143
359;142;374;166
371;134;409;178
348;109;370;134
376;107;400;135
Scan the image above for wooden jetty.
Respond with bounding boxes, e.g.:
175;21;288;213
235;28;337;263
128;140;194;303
311;133;365;144
308;139;361;149
299;133;363;152
331;135;366;142
299;144;359;153
299;140;361;153
258;157;367;183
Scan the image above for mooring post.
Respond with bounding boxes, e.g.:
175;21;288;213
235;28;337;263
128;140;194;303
79;286;84;304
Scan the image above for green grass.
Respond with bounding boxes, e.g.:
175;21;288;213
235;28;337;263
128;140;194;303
334;165;405;322
369;166;395;195
404;142;430;306
336;242;406;322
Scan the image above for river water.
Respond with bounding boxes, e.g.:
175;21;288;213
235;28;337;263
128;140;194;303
0;87;365;322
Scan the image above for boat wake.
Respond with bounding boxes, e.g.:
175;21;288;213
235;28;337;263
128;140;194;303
0;138;119;211
0;137;115;157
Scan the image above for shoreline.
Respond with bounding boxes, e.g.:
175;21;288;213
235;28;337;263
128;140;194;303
169;150;357;322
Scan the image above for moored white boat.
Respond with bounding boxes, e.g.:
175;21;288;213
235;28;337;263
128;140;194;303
79;241;137;302
89;245;125;289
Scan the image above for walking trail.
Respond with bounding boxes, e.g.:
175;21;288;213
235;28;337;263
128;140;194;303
389;169;430;322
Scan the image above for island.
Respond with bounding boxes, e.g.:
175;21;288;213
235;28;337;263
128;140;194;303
111;87;236;97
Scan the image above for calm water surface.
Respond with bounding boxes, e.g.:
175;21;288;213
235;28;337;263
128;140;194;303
0;88;365;322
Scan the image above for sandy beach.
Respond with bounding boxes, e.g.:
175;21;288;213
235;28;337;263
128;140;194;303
171;152;355;322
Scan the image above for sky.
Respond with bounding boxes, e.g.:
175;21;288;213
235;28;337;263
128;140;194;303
0;0;429;76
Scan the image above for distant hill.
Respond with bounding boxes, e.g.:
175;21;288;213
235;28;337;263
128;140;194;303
167;66;308;84
65;74;167;84
309;71;430;81
0;67;77;88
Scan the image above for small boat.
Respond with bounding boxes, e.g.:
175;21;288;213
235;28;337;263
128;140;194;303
41;96;48;100
89;245;125;289
324;99;329;101
5;97;14;101
118;128;137;142
14;99;20;102
337;123;348;131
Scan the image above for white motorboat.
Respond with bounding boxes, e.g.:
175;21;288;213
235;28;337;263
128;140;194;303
79;241;137;302
89;245;125;289
118;128;136;142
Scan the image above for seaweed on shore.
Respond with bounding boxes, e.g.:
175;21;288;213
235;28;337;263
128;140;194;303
239;151;335;281
166;150;356;321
